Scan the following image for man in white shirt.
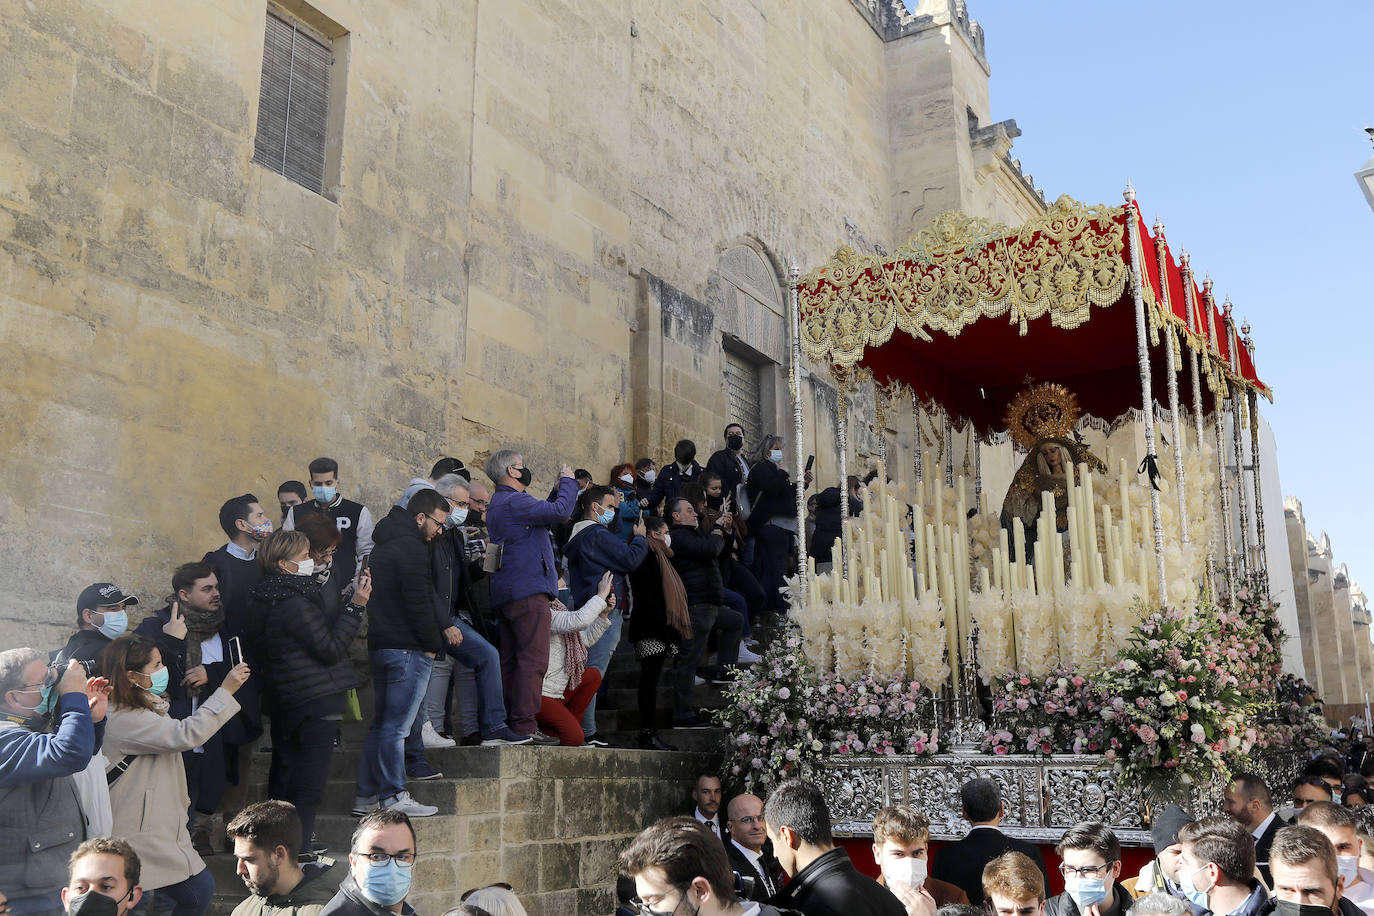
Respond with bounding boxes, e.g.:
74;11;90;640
1297;803;1374;915
690;772;728;843
725;794;784;900
1224;773;1283;886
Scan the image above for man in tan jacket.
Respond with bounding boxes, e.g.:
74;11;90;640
227;802;343;916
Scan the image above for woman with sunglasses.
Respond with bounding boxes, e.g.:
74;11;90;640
98;634;250;916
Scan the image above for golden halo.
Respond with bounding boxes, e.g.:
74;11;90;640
1003;383;1082;451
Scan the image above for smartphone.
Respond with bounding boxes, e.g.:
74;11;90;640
805;454;815;472
227;636;244;669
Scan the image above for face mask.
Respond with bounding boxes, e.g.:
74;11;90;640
882;857;927;889
96;609;129;640
357;860;412;907
312;485;336;504
447;507;468;526
67;889;127;916
36;684;58;716
597;508;616;525
512;467;532;487
138;666;170;696
1275;902;1337;916
1181;864;1212;909
1338;855;1360;886
292;557;316;578
663;534;672;548
706;494;724;510
620;474;634;485
770;449;784;464
1067;878;1109;910
248;520;273;541
642;469;657;484
727;434;744;451
313;559;333;583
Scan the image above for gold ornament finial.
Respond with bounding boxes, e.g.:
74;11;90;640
1003;383;1082;451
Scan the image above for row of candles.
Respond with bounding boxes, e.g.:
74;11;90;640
800;453;1155;670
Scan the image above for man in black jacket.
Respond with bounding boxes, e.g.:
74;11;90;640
666;498;739;729
352;489;449;820
930;779;1051;907
321;810;420;916
646;440;704;513
764;779;905;916
53;582;140;666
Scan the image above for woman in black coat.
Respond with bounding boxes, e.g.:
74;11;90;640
248;529;371;850
627;516;691;750
746;435;810;614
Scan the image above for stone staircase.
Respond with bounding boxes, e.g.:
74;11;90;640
200;624;768;916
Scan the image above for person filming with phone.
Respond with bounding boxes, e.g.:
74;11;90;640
248;530;371;853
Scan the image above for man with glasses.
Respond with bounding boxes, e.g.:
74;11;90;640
322;809;417;916
620;816;795;916
0;649;109;916
352;489;450;819
1045;824;1133;916
725;794;785;901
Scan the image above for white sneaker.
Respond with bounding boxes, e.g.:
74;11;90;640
382;791;438;818
736;645;762;664
421;721;456;749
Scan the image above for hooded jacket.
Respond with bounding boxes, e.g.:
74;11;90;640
229;859;344;916
365;505;445;655
486;477;580;607
564;519;649;608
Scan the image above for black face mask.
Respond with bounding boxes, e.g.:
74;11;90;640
726;434;744;451
468;510;484;526
706;494;724;511
1275;901;1337;916
67;890;127;916
512;467;532;487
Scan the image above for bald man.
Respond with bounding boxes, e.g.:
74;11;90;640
725;794;786;901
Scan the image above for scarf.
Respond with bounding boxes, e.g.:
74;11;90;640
563;632;589;691
176;598;226;673
649;538;693;640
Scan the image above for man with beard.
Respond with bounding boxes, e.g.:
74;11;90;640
227;801;341;916
133;561;234;853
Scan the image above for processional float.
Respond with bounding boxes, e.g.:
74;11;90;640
779;186;1286;842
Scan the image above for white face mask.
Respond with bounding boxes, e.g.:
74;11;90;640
291;557;316;577
643;469;657;484
619;474;634;485
882;856;927;889
1338;854;1361;887
663;534;672;549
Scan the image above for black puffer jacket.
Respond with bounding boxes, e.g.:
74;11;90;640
746;460;800;525
809;488;862;563
367;505;445;654
668;524;725;606
249;574;363;715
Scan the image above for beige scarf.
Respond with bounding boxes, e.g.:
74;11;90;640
650;538;693;640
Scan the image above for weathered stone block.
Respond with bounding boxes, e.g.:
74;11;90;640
466;813;502;852
454;778;501;815
499;842;541;893
70;62;173;170
555;780;604;839
156;48;250;135
0;26;77;137
169;110;249;213
539;839;581;892
578;837;627;888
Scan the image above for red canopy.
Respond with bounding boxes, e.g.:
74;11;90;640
797;196;1269;437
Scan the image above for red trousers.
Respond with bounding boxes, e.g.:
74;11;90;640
536;668;603;746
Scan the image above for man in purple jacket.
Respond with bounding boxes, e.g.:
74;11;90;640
483;449;580;741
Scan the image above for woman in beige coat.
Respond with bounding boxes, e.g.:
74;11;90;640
98;633;250;916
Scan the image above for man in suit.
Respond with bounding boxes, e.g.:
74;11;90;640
871;806;970;912
725;794;785;901
690;772;728;842
765;779;906;916
930;778;1051;907
1223;772;1283;886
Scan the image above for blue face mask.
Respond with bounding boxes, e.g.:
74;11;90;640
1067;878;1109;910
313;485;337;504
770;449;784;464
96;609;128;640
597;508;615;525
36;684;58;716
1181;864;1211;909
358;860;412;907
138;667;170;696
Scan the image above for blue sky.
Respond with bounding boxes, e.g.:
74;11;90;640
932;1;1374;586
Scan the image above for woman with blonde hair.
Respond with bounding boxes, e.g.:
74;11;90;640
98;633;249;916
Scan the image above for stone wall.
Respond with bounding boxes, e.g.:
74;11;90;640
0;0;1044;645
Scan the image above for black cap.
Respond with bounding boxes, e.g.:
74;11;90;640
1150;804;1195;855
77;582;139;613
430;457;470;482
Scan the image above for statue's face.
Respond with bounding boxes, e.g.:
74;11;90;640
1041;444;1064;472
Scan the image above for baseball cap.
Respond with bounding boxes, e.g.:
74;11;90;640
430;457;471;482
77;582;140;613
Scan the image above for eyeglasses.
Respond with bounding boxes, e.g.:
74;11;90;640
732;815;764;826
460;883;512;901
1059;861;1116;879
630;884;689;916
423;514;446;528
355;851;415;868
24;664;64;691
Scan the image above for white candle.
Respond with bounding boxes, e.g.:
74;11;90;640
1119;458;1133;552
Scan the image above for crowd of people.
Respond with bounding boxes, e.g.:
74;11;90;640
0;427;819;916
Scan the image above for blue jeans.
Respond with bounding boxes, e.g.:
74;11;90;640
134;867;214;916
579;607;623;737
358;649;432;801
421;618;507;738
